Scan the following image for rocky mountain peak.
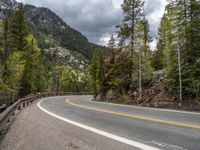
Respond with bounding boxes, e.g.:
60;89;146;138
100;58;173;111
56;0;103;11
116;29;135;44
0;0;17;7
0;0;18;19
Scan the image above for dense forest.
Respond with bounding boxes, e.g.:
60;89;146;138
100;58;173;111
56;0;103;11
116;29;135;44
89;0;200;109
0;3;92;107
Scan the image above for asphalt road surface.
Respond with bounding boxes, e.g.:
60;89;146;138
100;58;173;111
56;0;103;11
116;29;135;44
1;95;200;150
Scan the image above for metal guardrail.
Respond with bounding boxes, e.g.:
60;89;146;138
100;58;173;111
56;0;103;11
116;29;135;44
0;92;93;131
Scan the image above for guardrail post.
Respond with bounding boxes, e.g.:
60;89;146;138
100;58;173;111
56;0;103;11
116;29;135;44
12;112;15;117
18;105;21;110
23;102;26;107
8;112;15;123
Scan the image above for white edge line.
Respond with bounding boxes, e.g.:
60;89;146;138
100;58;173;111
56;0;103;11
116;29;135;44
37;99;161;150
89;99;200;115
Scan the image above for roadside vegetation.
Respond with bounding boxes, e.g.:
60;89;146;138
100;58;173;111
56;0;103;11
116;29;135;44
89;0;200;110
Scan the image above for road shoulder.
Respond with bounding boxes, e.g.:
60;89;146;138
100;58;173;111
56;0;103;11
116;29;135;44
0;98;135;150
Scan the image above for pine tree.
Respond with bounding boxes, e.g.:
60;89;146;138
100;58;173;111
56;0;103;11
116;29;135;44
152;42;164;70
157;14;172;71
164;1;185;101
89;50;98;94
9;3;29;52
140;18;154;82
117;0;144;78
103;35;115;88
162;0;200;99
182;0;200;97
116;1;154;101
2;18;10;83
2;19;9;63
20;36;40;96
96;50;104;92
141;18;151;61
108;50;132;94
89;49;104;95
134;18;153;101
120;0;144;49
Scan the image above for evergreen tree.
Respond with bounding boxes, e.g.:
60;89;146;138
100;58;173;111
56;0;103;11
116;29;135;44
20;36;40;96
9;3;29;52
2;19;9;63
134;18;153;100
141;18;151;61
103;35;115;91
116;1;154;101
162;0;200;98
152;42;164;70
117;0;144;79
157;14;172;71
182;0;200;97
108;50;132;94
97;50;104;92
89;50;98;94
89;49;104;95
164;1;186;101
119;0;144;49
1;18;10;83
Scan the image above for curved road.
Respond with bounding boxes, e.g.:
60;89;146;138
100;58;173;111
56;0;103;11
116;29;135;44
1;96;200;150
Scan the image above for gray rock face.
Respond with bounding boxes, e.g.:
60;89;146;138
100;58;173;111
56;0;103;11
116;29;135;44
0;0;17;19
24;5;74;35
150;69;164;85
43;47;88;69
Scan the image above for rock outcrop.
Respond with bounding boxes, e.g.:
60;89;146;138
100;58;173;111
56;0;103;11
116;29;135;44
0;0;17;19
43;47;88;69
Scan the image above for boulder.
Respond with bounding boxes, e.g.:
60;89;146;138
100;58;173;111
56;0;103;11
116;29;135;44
105;89;119;100
150;69;164;85
130;80;139;90
95;94;102;101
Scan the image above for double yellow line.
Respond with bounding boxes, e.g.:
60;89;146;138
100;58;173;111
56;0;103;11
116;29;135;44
65;99;200;129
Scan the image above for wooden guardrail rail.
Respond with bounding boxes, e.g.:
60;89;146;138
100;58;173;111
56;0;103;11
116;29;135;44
0;92;93;131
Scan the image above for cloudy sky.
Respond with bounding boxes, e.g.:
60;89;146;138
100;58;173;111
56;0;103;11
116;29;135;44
16;0;167;49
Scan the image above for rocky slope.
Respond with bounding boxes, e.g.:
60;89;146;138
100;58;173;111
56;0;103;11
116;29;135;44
24;4;100;59
0;0;17;19
97;69;200;111
0;0;105;68
43;47;88;69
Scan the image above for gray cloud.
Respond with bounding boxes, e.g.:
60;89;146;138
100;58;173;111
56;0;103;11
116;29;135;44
145;0;167;38
17;0;166;46
145;0;162;14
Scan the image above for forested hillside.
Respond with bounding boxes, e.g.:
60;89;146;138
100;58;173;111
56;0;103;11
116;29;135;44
90;0;200;110
0;2;93;108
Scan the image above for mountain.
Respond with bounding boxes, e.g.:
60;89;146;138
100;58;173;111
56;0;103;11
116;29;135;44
0;0;18;18
24;4;102;59
0;0;106;60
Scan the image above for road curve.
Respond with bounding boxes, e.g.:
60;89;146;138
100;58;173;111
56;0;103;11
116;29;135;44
1;96;200;150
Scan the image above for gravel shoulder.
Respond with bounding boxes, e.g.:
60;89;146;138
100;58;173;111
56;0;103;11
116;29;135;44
0;98;134;150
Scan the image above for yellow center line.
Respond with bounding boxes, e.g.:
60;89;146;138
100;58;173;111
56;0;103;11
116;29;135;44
65;99;200;129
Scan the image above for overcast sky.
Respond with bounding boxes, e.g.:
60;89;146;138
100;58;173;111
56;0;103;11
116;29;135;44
16;0;167;49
